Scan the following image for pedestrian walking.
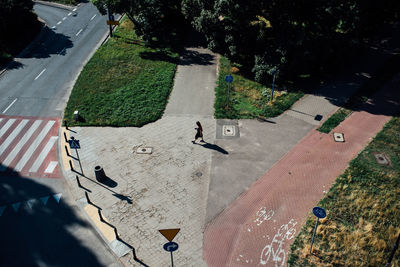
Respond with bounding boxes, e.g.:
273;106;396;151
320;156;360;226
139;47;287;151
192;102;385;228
193;121;205;143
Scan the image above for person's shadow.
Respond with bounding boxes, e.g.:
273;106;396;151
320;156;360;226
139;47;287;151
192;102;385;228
193;141;229;154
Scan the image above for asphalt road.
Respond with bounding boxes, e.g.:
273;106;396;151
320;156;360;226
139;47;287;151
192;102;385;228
0;2;109;117
0;2;121;266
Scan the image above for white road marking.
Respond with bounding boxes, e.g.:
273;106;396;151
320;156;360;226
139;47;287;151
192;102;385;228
34;68;46;80
90;14;96;20
68;12;72;16
0;119;29;156
14;120;55;172
73;8;77;11
44;161;58;173
58;47;66;55
29;136;58;172
40;196;50;205
0;120;42;171
51;26;56;29
2;98;17;113
76;29;83;36
62;17;67;21
0;119;16;137
57;21;62;25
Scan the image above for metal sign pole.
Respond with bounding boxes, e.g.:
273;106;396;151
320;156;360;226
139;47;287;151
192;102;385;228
75;148;83;175
270;71;276;103
107;8;113;37
385;233;400;267
310;217;319;254
227;83;230;106
310;206;326;255
170;251;174;267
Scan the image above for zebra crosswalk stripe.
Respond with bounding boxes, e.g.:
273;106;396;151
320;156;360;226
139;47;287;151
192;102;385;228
14;120;56;172
29;136;58;173
0;119;29;155
0;120;42;170
0;119;16;138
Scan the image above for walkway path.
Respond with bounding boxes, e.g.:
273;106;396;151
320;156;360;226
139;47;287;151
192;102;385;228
63;46;218;266
203;74;400;266
60;27;399;266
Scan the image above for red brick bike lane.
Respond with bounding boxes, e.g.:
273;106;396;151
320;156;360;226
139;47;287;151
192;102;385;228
203;76;400;266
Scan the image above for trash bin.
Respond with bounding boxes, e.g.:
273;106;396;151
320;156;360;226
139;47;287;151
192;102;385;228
94;165;106;182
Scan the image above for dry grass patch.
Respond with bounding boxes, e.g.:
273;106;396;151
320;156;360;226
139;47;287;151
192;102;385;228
288;116;400;266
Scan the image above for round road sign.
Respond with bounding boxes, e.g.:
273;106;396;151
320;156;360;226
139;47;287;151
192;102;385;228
163;241;179;252
225;75;233;83
312;206;326;219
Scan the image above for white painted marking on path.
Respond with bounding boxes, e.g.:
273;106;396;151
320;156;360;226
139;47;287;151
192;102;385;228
57;21;62;25
27;199;36;209
45;161;58;173
68;12;72;16
62;17;67;21
53;193;62;203
0;119;29;156
34;68;46;80
2;98;17;113
0;119;16;137
0;120;42;171
259;219;297;266
29;136;58;172
14;120;55;172
73;8;77;11
76;29;83;36
90;14;96;20
40;196;49;205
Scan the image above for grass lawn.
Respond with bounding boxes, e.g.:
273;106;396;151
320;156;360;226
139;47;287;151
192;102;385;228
63;17;178;127
214;57;304;119
288;116;400;266
317;108;352;133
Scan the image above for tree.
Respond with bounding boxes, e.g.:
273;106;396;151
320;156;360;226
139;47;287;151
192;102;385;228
0;0;41;64
91;0;185;44
183;0;400;82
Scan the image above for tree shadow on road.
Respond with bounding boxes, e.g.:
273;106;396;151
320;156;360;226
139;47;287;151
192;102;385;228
0;164;110;266
20;26;74;59
178;49;215;66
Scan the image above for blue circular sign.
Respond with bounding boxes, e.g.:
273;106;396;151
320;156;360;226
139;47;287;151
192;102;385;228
163;242;179;252
312;206;326;219
225;75;233;83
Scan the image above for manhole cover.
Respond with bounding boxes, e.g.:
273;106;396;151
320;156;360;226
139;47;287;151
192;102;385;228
333;132;345;142
222;125;236;136
196;172;202;177
136;147;153;154
314;114;323;121
373;152;390;165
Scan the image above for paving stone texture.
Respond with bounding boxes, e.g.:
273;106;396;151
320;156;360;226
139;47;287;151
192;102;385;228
60;31;400;266
66;115;214;266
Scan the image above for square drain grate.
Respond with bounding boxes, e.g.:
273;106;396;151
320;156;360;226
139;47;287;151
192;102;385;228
136;147;153;154
222;125;236;136
333;132;345;142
